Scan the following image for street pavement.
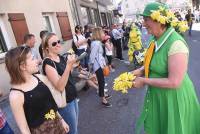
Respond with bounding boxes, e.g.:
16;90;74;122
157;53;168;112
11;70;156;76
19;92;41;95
1;23;200;134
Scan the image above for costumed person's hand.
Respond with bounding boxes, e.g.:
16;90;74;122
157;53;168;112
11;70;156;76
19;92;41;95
133;77;145;88
61;119;70;133
132;68;143;77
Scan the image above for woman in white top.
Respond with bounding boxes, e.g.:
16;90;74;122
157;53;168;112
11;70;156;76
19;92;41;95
73;25;89;69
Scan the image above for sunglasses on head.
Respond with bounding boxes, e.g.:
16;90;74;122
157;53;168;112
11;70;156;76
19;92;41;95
19;46;30;57
51;40;61;47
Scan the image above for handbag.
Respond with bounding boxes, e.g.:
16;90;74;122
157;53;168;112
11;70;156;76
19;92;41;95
103;65;110;76
41;58;67;108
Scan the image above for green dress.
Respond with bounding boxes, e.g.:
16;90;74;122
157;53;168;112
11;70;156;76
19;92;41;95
136;27;200;134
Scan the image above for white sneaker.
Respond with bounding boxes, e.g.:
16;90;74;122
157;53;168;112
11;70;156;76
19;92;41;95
105;83;108;87
111;68;115;73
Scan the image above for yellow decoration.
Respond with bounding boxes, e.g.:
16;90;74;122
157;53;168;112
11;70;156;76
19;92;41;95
128;25;143;62
150;6;188;34
44;109;56;120
113;72;136;93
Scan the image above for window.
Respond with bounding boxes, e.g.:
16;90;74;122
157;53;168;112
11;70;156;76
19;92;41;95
56;12;72;41
42;16;52;32
0;27;7;54
91;9;101;26
101;12;107;26
69;0;80;26
107;13;113;27
81;6;90;26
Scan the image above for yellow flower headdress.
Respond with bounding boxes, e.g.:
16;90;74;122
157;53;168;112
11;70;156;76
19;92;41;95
150;6;188;33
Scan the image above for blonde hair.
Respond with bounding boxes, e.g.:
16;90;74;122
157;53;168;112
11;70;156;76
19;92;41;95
91;27;103;41
42;33;56;57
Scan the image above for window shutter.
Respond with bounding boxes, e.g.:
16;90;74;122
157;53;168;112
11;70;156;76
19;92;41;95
56;12;72;41
8;13;29;45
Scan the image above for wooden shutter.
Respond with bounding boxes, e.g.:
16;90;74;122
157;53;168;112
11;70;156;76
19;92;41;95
56;12;72;41
8;13;29;45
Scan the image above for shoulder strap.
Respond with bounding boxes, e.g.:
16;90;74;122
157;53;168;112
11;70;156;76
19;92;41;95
10;88;25;93
43;57;57;71
75;34;78;41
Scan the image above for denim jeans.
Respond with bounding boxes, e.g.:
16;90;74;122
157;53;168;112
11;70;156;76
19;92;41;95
188;23;193;36
58;99;79;134
77;48;89;69
0;122;14;134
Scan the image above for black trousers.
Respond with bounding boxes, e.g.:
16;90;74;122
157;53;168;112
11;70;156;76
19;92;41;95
106;55;112;65
95;68;105;97
115;39;123;59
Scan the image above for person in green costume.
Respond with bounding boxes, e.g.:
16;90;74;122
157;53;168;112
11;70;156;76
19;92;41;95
132;2;200;134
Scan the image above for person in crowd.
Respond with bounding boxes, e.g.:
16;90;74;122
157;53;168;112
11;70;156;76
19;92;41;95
185;9;195;36
71;62;99;91
111;24;124;60
102;35;115;72
73;25;89;69
132;2;200;134
89;27;112;108
174;11;183;21
5;46;69;134
39;30;48;59
42;33;78;134
0;91;14;134
23;34;40;61
84;25;92;47
122;20;129;50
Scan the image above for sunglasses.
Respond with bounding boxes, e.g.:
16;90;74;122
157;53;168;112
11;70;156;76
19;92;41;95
51;40;61;47
19;46;30;57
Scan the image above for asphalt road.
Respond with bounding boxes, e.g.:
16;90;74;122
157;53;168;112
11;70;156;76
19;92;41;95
1;24;200;134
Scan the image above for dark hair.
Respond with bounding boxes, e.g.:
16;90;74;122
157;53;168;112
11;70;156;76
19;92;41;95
24;33;35;43
75;25;82;33
5;46;31;84
42;32;56;56
40;30;48;39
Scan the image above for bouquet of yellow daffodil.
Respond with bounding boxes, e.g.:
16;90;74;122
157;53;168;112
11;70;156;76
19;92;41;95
113;72;136;93
128;25;143;62
150;6;188;33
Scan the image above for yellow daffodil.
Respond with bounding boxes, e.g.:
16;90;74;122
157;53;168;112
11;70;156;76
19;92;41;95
158;6;165;12
150;10;160;20
113;72;136;93
44;109;56;120
159;16;166;24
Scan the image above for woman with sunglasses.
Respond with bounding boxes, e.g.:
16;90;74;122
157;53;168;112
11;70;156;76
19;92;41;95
42;33;79;134
5;46;69;134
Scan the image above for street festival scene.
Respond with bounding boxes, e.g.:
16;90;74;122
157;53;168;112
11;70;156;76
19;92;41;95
0;0;200;134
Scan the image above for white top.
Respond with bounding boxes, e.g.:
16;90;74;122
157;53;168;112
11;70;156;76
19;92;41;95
73;34;88;50
105;42;113;56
